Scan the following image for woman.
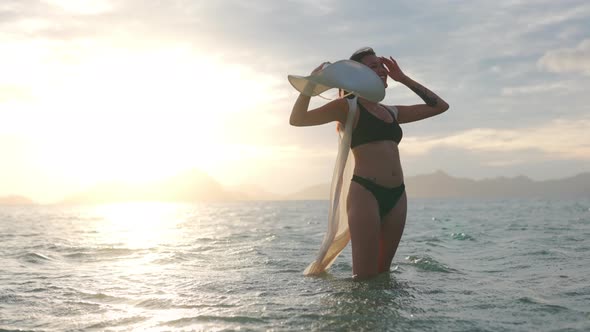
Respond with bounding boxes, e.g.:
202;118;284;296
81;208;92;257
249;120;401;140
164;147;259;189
289;47;449;280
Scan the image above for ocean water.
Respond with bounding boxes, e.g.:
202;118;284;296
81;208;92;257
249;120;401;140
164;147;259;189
0;198;589;332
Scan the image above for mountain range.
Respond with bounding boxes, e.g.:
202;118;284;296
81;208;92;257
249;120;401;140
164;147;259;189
405;170;590;198
0;195;36;205
1;170;589;205
283;170;590;200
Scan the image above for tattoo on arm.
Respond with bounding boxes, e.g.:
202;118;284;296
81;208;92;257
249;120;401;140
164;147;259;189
410;85;438;107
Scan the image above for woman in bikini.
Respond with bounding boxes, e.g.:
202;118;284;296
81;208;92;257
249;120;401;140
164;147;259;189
289;47;449;280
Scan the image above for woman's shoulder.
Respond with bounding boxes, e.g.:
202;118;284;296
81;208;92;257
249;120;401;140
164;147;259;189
381;104;399;119
331;97;350;107
323;97;351;114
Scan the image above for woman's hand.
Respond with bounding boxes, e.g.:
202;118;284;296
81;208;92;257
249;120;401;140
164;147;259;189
311;61;330;75
380;56;407;82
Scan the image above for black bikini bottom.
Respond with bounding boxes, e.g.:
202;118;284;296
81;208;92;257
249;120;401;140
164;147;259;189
351;175;405;219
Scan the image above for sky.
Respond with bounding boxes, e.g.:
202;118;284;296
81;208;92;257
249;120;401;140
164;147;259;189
1;0;589;203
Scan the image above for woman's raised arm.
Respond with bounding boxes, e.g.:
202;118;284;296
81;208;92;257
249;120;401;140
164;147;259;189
381;56;449;124
289;62;347;127
289;95;347;127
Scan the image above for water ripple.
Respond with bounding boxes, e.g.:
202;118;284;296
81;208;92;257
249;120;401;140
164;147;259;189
85;316;149;330
404;255;458;273
160;315;266;327
517;296;570;314
1;199;589;332
18;252;54;264
451;232;475;241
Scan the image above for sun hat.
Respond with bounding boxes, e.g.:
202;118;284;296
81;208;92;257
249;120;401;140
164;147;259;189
287;59;385;102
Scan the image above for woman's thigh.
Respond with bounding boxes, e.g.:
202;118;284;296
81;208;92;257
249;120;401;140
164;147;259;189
378;192;407;272
347;182;381;279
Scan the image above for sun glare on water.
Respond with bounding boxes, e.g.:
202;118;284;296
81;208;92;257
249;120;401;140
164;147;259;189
92;202;187;249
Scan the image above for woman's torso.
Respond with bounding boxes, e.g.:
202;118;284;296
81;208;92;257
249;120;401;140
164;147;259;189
349;100;404;187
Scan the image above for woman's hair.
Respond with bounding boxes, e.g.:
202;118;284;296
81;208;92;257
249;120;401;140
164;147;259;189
339;89;355;99
349;47;375;63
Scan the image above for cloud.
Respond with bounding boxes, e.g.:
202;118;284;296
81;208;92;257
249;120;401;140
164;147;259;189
401;118;590;161
512;2;590;35
538;39;590;75
43;0;114;15
500;81;570;96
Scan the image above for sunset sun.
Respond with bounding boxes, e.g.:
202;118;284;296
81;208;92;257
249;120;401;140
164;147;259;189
4;43;278;201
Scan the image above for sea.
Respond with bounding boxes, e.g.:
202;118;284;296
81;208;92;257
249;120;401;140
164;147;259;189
1;198;589;332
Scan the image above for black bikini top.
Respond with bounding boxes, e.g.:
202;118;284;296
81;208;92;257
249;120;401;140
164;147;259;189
350;102;403;149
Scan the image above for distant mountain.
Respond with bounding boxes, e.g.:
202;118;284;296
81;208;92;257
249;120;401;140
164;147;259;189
0;195;36;205
282;171;590;200
284;183;330;200
59;169;240;205
16;170;590;205
227;184;278;201
406;171;590;198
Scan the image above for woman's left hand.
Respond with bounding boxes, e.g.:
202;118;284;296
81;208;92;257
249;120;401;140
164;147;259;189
380;56;407;82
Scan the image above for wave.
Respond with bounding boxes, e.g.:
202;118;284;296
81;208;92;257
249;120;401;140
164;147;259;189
0;294;24;305
62;247;145;261
451;232;475;241
85;316;148;330
412;235;451;249
134;298;225;310
404;255;458;273
517;296;570;314
160;315;265;327
77;290;131;304
150;252;195;264
18;252;53;264
135;298;175;309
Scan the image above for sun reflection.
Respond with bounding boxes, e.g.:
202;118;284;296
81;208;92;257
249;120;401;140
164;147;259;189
93;202;187;249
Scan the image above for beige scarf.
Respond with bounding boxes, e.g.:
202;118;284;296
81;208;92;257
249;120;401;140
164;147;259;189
304;96;358;276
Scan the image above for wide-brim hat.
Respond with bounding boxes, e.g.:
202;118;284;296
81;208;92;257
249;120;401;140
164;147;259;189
287;60;385;102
